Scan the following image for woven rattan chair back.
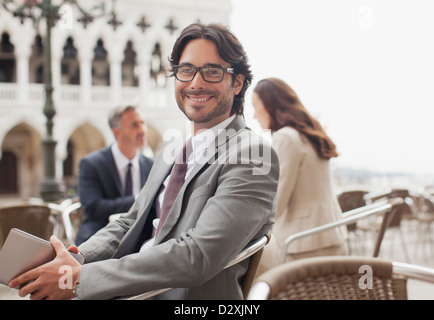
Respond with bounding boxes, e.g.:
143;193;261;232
253;256;408;300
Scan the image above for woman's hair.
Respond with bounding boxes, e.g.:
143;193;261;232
254;78;338;160
169;23;252;116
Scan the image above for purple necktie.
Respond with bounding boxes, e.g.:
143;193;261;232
125;163;133;196
156;139;192;235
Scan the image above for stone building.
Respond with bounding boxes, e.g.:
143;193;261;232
0;0;232;200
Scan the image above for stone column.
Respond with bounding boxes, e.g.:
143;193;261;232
109;44;123;107
12;31;33;103
78;44;93;105
136;40;153;109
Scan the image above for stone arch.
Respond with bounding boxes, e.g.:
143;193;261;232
29;34;44;83
62;123;105;196
0;150;17;194
61;36;80;85
0;123;42;199
150;42;166;88
66;123;106;176
122;39;138;87
91;38;110;86
0;31;16;83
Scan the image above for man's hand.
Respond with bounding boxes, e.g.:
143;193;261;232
8;235;82;300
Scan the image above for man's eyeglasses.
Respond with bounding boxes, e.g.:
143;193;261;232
173;64;234;83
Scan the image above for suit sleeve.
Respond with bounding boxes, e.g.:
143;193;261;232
77;134;280;300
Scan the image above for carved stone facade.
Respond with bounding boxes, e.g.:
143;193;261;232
0;0;232;199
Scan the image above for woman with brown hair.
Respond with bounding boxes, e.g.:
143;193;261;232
252;77;348;275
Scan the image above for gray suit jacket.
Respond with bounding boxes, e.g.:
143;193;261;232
77;116;279;300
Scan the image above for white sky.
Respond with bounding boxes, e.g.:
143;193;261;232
230;0;434;177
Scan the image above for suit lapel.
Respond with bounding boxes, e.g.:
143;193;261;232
115;116;246;253
184;115;245;186
138;155;152;187
136;153;172;219
103;147;123;196
113;151;172;258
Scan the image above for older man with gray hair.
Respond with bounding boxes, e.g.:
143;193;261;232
75;105;153;245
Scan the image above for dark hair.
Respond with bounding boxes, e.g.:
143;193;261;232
254;78;338;160
108;105;137;130
169;23;252;116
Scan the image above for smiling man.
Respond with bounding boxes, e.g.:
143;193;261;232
9;23;279;300
173;39;244;132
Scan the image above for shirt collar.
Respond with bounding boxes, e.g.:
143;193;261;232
189;114;236;163
191;114;236;154
111;143;140;169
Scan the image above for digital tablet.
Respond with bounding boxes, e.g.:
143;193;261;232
0;228;84;287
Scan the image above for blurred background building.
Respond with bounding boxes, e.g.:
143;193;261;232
1;0;433;203
0;0;231;201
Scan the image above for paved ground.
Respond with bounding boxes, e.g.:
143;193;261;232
1;217;433;300
347;217;434;299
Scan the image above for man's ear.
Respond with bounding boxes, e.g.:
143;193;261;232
233;74;245;95
112;128;120;140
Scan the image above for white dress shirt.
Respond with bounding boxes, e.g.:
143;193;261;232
140;114;236;252
111;143;141;196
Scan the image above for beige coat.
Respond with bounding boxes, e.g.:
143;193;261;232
258;126;347;273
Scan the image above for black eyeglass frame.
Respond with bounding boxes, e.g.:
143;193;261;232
173;64;235;83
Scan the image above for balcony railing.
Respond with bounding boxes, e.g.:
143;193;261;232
91;86;111;104
0;83;19;101
60;85;80;102
0;83;168;108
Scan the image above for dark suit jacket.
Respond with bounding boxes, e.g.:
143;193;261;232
76;146;153;245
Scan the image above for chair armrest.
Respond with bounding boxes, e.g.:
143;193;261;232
119;234;270;300
280;198;404;264
62;202;82;245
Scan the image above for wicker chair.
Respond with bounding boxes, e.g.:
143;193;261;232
248;255;434;300
61;201;129;246
361;191;412;261
61;202;84;246
280;198;404;264
337;190;368;211
414;194;434;258
0;204;53;249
